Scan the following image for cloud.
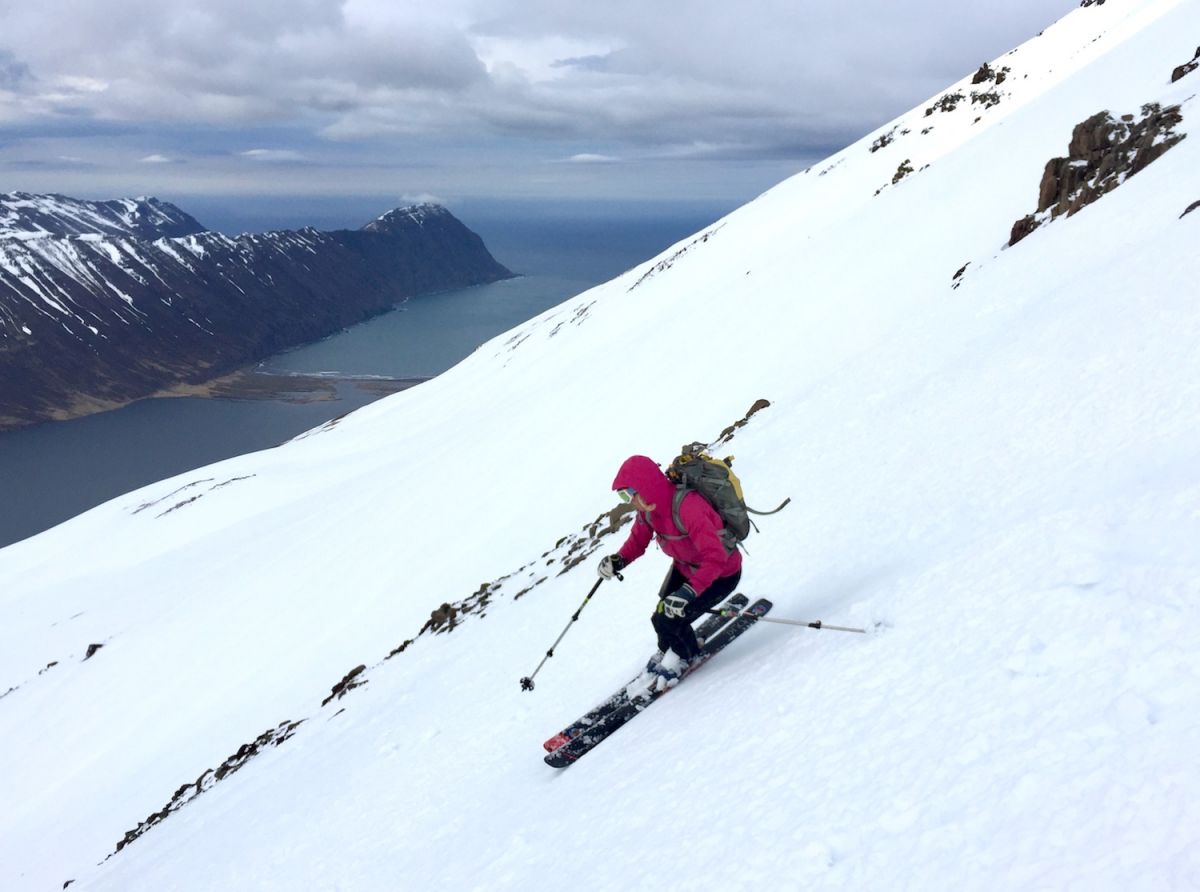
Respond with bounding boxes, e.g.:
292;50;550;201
6;155;97;170
240;148;306;163
140;153;177;163
563;153;619;164
399;192;446;206
0;0;1084;199
1;2;486;129
0;49;33;90
551;55;613;74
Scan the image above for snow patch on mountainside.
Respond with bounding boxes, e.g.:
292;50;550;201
0;193;206;240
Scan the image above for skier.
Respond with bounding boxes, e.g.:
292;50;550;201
597;454;742;683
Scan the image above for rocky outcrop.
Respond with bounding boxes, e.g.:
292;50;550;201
972;63;1011;86
322;665;368;706
0;197;513;429
111;719;304;857
925;92;966;116
1172;46;1200;83
1009;104;1185;246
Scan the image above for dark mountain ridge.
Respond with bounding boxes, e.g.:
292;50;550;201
0;193;207;240
0;196;514;429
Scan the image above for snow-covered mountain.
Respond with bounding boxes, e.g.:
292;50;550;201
0;200;512;429
0;193;206;241
2;1;1199;889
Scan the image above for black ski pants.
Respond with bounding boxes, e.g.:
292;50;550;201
650;566;742;660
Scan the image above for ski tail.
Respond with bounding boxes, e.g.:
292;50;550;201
695;593;749;646
701;597;772;657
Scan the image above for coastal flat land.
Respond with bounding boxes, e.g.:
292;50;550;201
154;369;428;404
0;369;429;430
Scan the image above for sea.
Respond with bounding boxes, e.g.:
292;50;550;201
0;199;736;549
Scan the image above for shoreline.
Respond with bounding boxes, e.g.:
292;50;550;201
1;368;429;432
149;368;429;404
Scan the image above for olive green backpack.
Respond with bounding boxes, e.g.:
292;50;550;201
660;442;790;551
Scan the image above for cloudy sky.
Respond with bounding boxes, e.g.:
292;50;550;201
1;0;1080;213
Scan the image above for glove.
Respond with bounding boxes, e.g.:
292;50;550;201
661;584;697;619
597;554;627;580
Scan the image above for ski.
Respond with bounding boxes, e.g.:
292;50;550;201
696;592;749;646
544;597;772;768
541;594;749;754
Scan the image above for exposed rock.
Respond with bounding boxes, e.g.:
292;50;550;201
628;224;724;291
1171;46;1200;83
1182;200;1200;219
422;603;459;635
952;262;971;290
1080;0;1106;7
321;665;368;707
871;128;897;153
716;398;772;445
112;719;303;856
1009;213;1041;245
387;638;415;658
1009;104;1185;246
925;92;965;116
84;644;104;660
971;90;1003;110
972;63;1011;86
892;159;915;185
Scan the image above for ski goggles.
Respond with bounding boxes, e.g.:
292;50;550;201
616;487;637;504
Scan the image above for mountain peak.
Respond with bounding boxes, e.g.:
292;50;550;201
360;203;452;233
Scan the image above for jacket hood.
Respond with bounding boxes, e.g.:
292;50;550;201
612;455;675;508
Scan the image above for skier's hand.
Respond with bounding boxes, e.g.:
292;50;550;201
598;554;626;580
662;584;697;619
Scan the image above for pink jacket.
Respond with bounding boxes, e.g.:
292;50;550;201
613;455;742;594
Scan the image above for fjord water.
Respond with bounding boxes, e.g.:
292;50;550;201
0;203;730;549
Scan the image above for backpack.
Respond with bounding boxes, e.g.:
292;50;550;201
661;442;790;551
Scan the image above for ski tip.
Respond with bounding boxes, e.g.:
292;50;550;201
544;751;577;768
543;732;571;753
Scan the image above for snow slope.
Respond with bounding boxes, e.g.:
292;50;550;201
2;1;1199;889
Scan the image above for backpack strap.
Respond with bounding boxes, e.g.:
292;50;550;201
668;487;739;554
657;488;689;542
636;488;690;542
746;496;792;516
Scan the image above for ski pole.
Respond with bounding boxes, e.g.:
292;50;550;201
705;606;866;634
520;574;618;691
